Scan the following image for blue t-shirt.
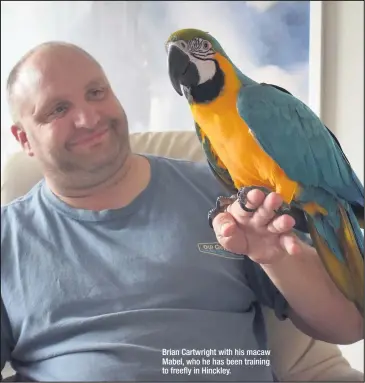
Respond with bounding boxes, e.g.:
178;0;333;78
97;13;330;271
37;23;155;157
1;155;288;381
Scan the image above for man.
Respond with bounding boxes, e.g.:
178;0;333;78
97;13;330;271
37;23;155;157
1;42;362;382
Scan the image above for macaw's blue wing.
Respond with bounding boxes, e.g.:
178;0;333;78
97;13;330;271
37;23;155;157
236;84;364;313
237;84;364;205
194;122;236;195
262;84;364;229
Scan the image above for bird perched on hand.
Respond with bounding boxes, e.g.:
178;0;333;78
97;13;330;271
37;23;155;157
165;28;364;315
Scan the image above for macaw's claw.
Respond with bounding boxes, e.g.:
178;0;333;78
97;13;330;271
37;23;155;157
210;186;308;233
237;186;271;213
208;195;237;228
237;186;291;215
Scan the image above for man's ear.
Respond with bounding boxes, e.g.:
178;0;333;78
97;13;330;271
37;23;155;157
10;125;34;157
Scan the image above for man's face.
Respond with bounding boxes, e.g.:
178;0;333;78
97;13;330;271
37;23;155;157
11;46;130;189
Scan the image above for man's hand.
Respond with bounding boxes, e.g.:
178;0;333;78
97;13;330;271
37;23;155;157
212;189;302;263
211;189;363;344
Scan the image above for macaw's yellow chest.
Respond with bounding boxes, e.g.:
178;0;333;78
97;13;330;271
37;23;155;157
190;94;298;204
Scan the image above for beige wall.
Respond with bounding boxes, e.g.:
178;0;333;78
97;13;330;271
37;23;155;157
321;1;364;184
321;1;364;373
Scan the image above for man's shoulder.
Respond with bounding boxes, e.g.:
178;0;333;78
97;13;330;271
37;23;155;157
147;154;229;199
1;181;44;223
149;154;208;169
148;154;223;185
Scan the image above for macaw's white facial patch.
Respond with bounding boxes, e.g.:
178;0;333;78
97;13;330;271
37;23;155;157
169;39;217;86
189;57;216;85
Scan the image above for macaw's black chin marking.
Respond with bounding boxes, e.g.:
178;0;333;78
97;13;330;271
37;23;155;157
183;60;225;104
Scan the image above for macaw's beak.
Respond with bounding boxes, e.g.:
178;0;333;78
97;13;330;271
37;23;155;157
167;45;199;96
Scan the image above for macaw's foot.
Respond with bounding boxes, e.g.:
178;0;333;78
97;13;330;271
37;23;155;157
208;195;237;228
237;186;291;215
207;187;297;230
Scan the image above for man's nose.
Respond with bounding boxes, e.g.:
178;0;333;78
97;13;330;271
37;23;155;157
73;104;100;129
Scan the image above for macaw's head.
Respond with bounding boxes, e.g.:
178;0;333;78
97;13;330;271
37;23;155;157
165;28;233;104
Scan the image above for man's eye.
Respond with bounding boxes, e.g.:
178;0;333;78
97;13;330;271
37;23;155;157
88;89;105;99
50;104;68;116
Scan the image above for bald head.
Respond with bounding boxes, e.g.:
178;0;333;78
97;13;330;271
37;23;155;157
6;41;102;125
7;40;130;192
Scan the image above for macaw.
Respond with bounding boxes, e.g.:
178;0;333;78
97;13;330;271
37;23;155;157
165;28;364;315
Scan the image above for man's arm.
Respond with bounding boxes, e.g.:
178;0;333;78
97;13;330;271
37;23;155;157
212;190;363;345
261;241;363;345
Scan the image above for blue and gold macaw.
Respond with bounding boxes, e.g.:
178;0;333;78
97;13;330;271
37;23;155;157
165;28;364;315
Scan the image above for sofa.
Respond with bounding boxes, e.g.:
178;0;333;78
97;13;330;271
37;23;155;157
1;130;363;382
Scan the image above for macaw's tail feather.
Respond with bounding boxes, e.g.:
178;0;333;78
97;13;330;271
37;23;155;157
306;205;364;316
352;203;364;229
358;217;364;230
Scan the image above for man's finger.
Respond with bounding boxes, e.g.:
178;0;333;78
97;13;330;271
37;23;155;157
279;233;302;255
251;192;285;228
211;212;236;237
211;212;248;254
228;189;266;221
268;214;296;234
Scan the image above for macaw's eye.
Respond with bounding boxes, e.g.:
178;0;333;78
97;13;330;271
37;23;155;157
202;41;211;51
